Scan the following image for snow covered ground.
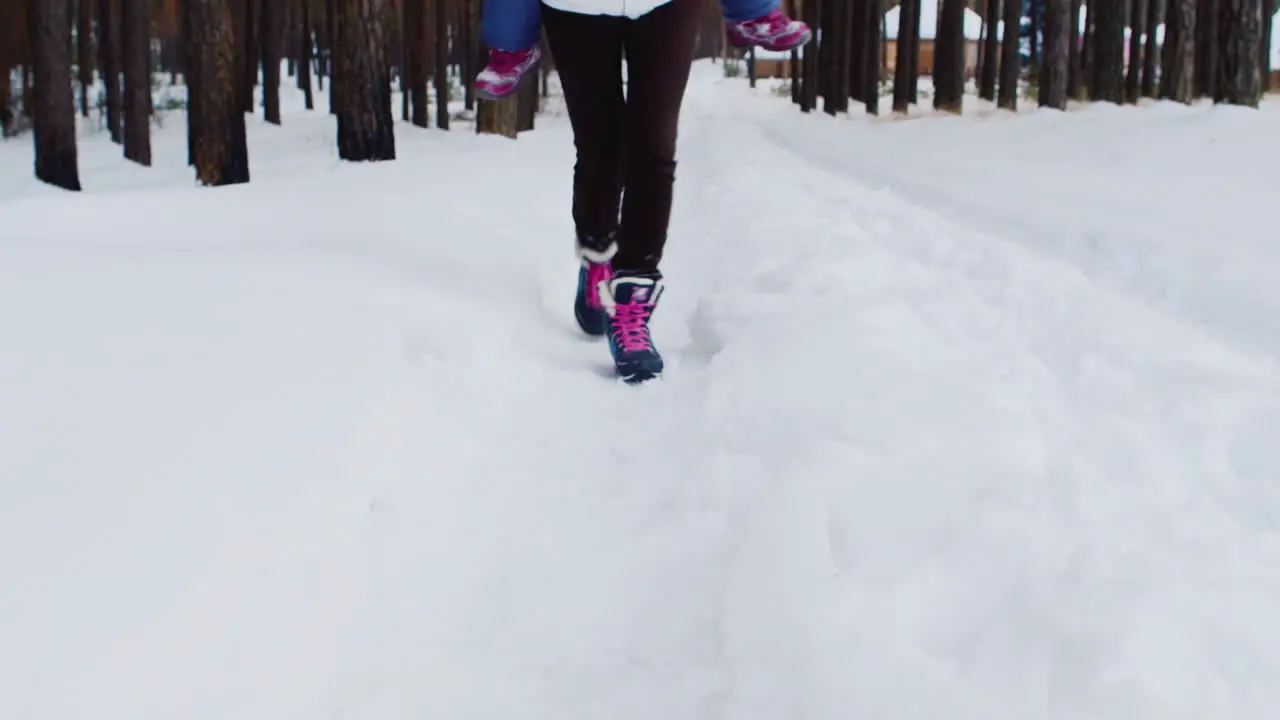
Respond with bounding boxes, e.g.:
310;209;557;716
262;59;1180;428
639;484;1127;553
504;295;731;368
3;63;1280;720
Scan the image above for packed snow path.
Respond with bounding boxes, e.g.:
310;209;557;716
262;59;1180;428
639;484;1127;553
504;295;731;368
3;70;1280;720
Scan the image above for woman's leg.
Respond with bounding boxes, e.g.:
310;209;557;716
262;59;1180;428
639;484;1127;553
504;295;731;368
614;0;703;274
540;4;626;244
480;0;543;50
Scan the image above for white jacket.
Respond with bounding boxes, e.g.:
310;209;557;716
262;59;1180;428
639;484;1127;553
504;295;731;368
541;0;674;19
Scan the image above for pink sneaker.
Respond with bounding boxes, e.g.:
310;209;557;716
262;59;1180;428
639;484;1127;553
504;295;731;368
475;45;542;100
726;9;812;52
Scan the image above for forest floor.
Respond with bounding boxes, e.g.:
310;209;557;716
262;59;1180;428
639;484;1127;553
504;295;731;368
3;62;1280;720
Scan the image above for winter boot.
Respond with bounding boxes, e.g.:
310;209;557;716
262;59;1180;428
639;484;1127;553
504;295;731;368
725;9;812;53
604;271;665;384
475;45;542;101
574;231;617;337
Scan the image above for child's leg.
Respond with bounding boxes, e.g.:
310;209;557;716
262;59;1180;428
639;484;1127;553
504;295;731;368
480;0;542;51
718;0;779;23
721;0;810;52
476;0;544;100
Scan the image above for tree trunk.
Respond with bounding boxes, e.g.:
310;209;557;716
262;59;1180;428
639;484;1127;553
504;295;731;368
1195;0;1220;98
893;0;919;112
476;97;518;138
262;0;283;123
980;0;1000;100
1162;0;1198;102
1040;0;1070;108
299;0;314;109
998;0;1021;109
334;0;396;161
435;0;450;129
1263;1;1275;91
864;0;881;114
1126;0;1146;102
77;0;93;117
799;0;820;111
1091;0;1126;101
405;0;427;126
29;0;82;190
933;0;967;112
241;0;260;112
97;0;122;143
1142;0;1161;96
121;0;151;165
1218;0;1264;106
188;0;251;186
1068;0;1083;98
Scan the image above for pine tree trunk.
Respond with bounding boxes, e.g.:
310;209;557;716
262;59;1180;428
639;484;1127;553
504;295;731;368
29;0;82;190
1142;0;1161;96
799;0;820;112
435;0;449;129
188;0;251;186
1263;1;1275;91
1162;0;1198;102
1218;0;1264;105
998;0;1021;109
1126;0;1146;102
77;0;93;117
261;0;283;123
933;0;967;113
980;0;1000;100
1040;0;1070;108
893;0;919;112
863;0;881;114
1195;0;1220;98
98;0;122;143
1068;0;1083;98
334;0;396;161
121;0;151;165
299;0;314;109
0;66;12;137
406;0;427;126
1091;0;1126;101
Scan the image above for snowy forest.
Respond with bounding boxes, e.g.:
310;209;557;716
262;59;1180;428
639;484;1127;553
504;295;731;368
3;0;1277;192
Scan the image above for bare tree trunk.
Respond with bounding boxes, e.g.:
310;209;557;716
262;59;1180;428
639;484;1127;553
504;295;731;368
262;0;283;123
1162;0;1198;102
798;0;820;112
334;0;396;161
893;0;919;112
435;0;450;129
1218;0;1264;105
1195;0;1220;98
934;0;967;112
121;0;151;165
1040;0;1070;108
980;0;1000;100
189;0;251;185
1263;0;1275;91
77;0;93;116
1126;0;1146;102
299;0;315;109
1091;0;1126;101
1142;0;1161;96
405;0;427;126
998;0;1021;108
864;0;881;115
29;0;82;190
1068;0;1083;97
98;0;122;143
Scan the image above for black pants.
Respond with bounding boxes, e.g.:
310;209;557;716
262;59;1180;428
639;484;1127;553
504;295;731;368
541;0;702;273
